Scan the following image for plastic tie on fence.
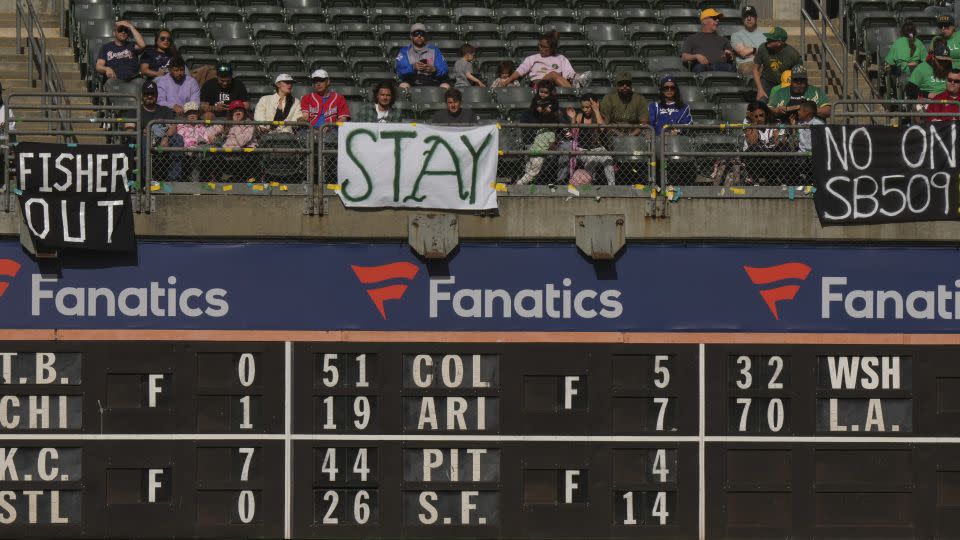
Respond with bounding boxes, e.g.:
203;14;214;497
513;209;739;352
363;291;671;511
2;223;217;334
66;143;78;148
270;181;280;187
497;150;504;156
326;183;341;191
127;180;140;190
788;186;796;200
149;180;161;192
633;183;647;191
336;121;345;127
252;184;265;192
13;188;21;196
222;184;233;191
243;147;255;153
495;123;501;129
730;187;746;195
650;186;659;200
491;182;508;192
804;185;815;195
203;182;215;191
567;184;580;196
209;147;219;153
127;143;136;149
279;185;288;191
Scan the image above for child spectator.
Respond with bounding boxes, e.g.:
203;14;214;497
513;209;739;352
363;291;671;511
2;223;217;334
213;102;257;148
454;44;486;88
516;80;568;184
558;94;616;185
495;31;576;88
648;77;692;135
794;99;823;152
495;61;520;87
162;102;218;181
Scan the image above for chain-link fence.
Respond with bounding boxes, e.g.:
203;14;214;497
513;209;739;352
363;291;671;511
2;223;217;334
145;119;314;186
659;124;814;188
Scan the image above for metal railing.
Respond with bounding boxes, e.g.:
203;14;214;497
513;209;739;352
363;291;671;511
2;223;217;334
15;0;72;141
833;99;960;125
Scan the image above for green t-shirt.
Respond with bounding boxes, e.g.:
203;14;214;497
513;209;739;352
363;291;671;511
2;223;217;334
599;92;649;125
908;61;947;95
928;32;960;68
753;43;803;86
768;84;830;109
884;36;927;75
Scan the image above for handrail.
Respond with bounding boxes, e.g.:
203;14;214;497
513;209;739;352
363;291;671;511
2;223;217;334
14;0;73;141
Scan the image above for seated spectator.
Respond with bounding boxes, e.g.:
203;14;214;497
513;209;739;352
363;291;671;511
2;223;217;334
200;63;249;120
906;40;951;99
96;21;146;96
885;23;926;78
254;74;303;131
752;27;802;101
648;77;692;135
681;9;736;73
125;80;175;134
162;102;218;181
140;29;176;79
926;68;960;121
494;31;575;88
454;44;486;88
557;94;615;185
731;6;766;77
516;81;568;185
156;56;199;116
793;100;823;152
600;72;649;135
767;65;830;122
430;87;479;124
495;61;520;87
301;69;351;127
212;102;257;148
355;81;404;122
396;23;450;89
931;15;960;69
743;100;786;150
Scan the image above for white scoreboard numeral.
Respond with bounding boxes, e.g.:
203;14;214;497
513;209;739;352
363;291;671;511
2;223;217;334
353;397;371;430
354;490;370;524
355;354;369;388
353;448;370;481
767;398;784;432
322;396;337;430
322;354;340;387
736;356;752;389
239;447;255;482
767;356;784;389
238;490;255;524
653;355;670;388
239;395;253;429
653;397;669;431
322;490;340;524
652;449;669;482
622;492;637;525
736;397;751;432
321;448;338;482
238;354;255;387
652;492;669;525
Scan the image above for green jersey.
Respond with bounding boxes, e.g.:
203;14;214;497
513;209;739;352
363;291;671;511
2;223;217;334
753;43;803;86
908;62;947;95
884;36;927;75
928;32;960;68
768;84;830;109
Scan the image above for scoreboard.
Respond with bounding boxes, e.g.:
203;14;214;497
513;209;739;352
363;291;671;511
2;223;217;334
1;339;959;538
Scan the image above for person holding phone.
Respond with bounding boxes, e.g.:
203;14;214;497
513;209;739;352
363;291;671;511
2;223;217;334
199;63;248;120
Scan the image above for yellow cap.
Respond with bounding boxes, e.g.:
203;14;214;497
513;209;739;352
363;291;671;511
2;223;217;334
700;8;723;20
780;69;792;87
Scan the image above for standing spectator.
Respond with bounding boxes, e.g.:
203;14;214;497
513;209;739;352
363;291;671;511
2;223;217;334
156;56;199;116
794;100;824;152
926;68;960;121
731;6;766;77
767;65;831;121
199;63;249;120
885;23;926;78
648;77;692;135
430;88;479;124
454;44;486;88
140;29;177;79
932;15;960;69
906;40;951;99
354;81;404;122
752;27;802;101
494;61;520;87
557;94;616;185
494;31;576;88
516;81;567;185
254;73;303;130
396;23;450;89
681;8;736;73
300;69;351;126
96;21;146;95
599;72;649;134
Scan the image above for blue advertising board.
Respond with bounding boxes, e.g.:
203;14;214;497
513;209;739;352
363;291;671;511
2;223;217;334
0;240;957;333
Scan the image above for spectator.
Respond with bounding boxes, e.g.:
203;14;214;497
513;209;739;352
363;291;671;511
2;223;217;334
211;102;257;148
794;100;823;152
140;29;177;79
495;31;576;88
932;15;960;69
906;39;951;99
495;61;520;87
599;72;649;135
926;68;960;121
200;63;249;120
156;56;199;116
885;23;926;78
396;23;450;89
767;65;831;122
752;27;802;101
163;102;218;181
125;80;175;135
430;87;479;124
355;81;404;122
648;76;692;135
731;6;766;77
681;8;736;73
516;80;567;185
254;73;303;131
300;69;351;126
558;94;616;185
737;100;786;184
96;20;146;96
454;44;486;88
0;82;15;141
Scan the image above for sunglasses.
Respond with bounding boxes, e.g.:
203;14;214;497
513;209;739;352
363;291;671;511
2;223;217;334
158;36;171;41
940;23;953;28
662;85;677;90
948;78;960;83
116;27;129;33
411;31;426;37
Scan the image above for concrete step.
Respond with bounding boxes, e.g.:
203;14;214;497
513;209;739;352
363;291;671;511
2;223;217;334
0;36;70;49
0;27;62;38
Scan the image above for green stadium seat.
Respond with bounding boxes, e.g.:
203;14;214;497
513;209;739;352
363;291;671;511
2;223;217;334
336;85;368;101
496;8;535;24
595;40;635;57
118;3;157;20
409;7;452;24
170;21;208;39
350;58;393;72
184;54;219;70
704;84;746;104
578;8;617;24
696;71;740;88
208;21;251;40
453;7;495;24
202;5;244;21
625;22;668;40
603;57;643;73
668;22;702;42
216;38;258;56
585;23;626;41
301;39;341;56
408;85;447;104
336;23;377;40
368;8;410;24
471;39;511;57
293;22;335;40
259;38;300;56
309;56;350;71
424;22;461;40
266;56;307;73
660;8;699;26
432;39;464;58
569;57;602;72
342;40;384;58
545;22;587;40
536;7;576;25
646;56;684;73
285;6;325;23
177;37;216;57
356;71;397;88
77;19;115;40
328;8;368;25
477;55;514;77
240;0;283;6
492;86;533;107
224;55;267;72
254;23;294;40
462;23;501;40
158;4;198;22
244;6;286;23
502;23;541;41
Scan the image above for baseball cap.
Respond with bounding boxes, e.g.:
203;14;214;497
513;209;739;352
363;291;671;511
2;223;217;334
310;69;330;80
141;80;158;95
699;8;722;20
764;26;788;41
791;65;807;80
742;5;758;18
274;73;294;84
933;39;952;59
227;99;247;111
216;63;233;76
938;14;955;26
614;71;632;83
183;102;199;113
780;69;792;87
410;22;427;34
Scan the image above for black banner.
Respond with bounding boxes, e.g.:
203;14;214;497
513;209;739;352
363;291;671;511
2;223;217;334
16;143;136;251
812;124;960;225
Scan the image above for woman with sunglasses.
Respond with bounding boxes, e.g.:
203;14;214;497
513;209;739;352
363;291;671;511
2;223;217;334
140;29;178;80
648;77;692;135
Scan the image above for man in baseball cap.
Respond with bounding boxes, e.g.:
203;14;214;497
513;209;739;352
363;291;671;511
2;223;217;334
599;71;649;134
752;26;802;101
680;8;736;73
768;64;831;121
199;62;248;120
934;14;960;68
300;68;350;127
395;22;450;89
905;39;953;99
731;5;766;76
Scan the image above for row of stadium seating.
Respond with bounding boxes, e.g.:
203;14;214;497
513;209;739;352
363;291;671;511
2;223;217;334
71;0;736;12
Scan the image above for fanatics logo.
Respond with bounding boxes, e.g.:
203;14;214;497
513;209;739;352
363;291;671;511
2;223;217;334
743;262;811;320
351;261;420;320
0;259;21;299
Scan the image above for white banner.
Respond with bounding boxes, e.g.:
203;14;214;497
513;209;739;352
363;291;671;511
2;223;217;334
337;122;499;210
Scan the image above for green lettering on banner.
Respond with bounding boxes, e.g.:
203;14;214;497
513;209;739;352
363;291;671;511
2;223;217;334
342;128;377;202
404;136;463;203
461;132;493;205
381;130;417;202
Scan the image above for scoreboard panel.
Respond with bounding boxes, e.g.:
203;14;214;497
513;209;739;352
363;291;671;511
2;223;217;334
0;340;959;538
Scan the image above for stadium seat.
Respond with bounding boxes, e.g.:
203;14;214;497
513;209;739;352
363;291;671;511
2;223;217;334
292;82;313;98
336;23;378;40
118;3;157;20
342;39;384;58
77;19;114;40
512;42;539;58
254;23;295;40
477;55;514;77
320;70;356;85
472;39;511;57
453;7;495;24
329;8;368;25
660;8;700;26
459;86;495;104
310;56;350;72
246;82;274;99
410;7;453;24
158;4;198;22
585;23;626;41
384;39;409;57
224;55;267;72
170;21;209;39
916;23;938;43
690;104;717;122
537;8;577;25
350;58;393;72
636;41;676;57
259;38;300;56
355;71;396;88
202;5;245;21
245;6;286;23
336;85;367;101
377;22;414;40
900;13;937;27
502;23;541;41
546;22;587;40
301;39;342;57
293;23;335;40
570;57;603;72
704;85;745;103
408;85;447;104
676;84;704;104
266;56;306;73
216;38;258;56
240;0;283;6
604;57;643;72
424;23;461;40
184;54;219;70
595;40;635;57
893;0;930;13
577;8;618;24
496;8;535;24
285;7;325;23
432;39;463;58
718;101;747;122
669;23;703;42
625;22;668;40
646;56;684;73
177;37;216;57
73;2;114;27
493;86;533;109
368;8;410;24
697;71;740;88
462;23;502;40
208;21;251;41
